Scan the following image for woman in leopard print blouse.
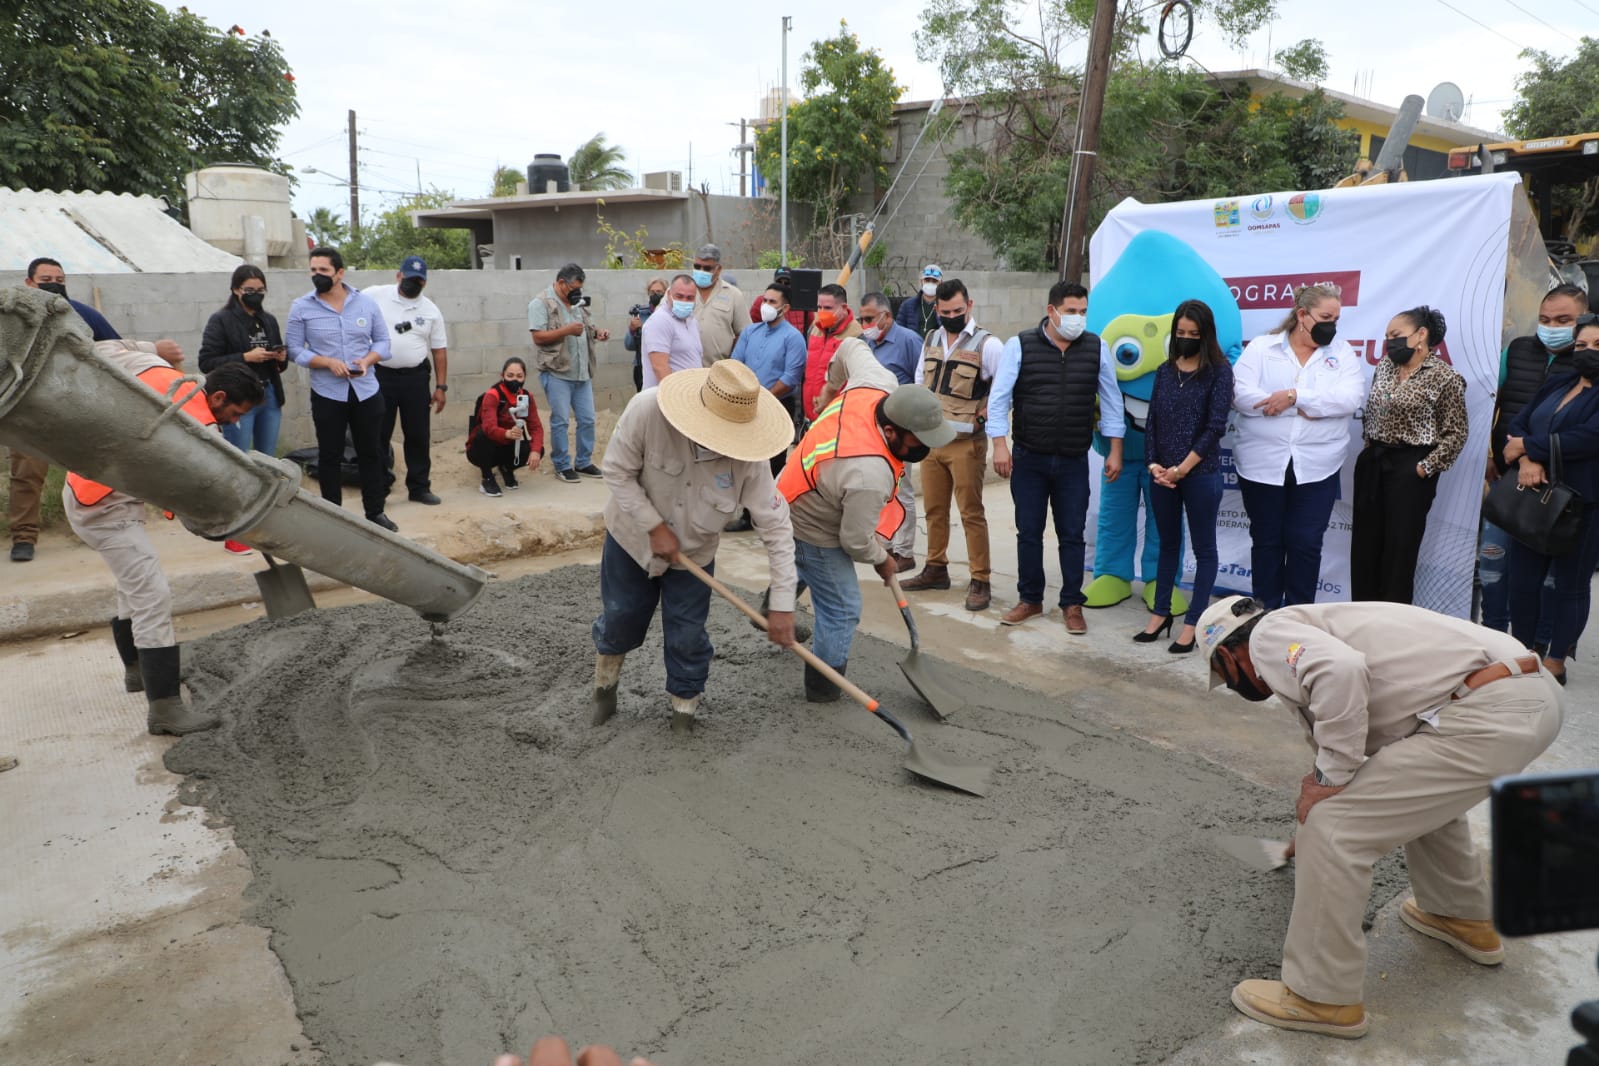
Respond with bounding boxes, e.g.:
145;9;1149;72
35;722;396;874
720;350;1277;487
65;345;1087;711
1350;305;1468;604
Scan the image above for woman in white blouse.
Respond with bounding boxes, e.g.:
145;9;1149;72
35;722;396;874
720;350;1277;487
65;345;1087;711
1231;283;1366;607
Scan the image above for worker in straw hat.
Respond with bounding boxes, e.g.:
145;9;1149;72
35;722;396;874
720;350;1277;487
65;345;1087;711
1196;594;1562;1039
778;338;956;701
592;359;798;731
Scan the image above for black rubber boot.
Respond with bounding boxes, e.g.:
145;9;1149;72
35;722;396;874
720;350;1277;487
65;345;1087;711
140;645;219;736
110;617;143;693
804;660;845;703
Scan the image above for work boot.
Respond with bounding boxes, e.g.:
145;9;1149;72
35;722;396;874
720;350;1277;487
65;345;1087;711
1000;601;1042;626
804;661;845;703
670;693;700;733
1399;898;1505;965
891;552;916;573
1230;979;1367;1039
141;645;219;736
109;617;143;693
1063;604;1088;635
592;653;625;726
753;587;812;642
901;563;950;591
964;579;991;611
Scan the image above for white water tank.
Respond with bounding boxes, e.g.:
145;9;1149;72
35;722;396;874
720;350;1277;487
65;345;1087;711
184;165;294;257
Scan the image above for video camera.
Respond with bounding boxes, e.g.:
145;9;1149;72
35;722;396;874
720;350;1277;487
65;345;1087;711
393;320;413;334
629;303;652;319
1491;770;1599;1062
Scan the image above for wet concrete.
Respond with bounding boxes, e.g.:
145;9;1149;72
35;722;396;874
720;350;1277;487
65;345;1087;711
165;565;1406;1066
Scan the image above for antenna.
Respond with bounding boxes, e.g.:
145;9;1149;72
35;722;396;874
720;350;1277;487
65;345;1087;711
1426;82;1466;123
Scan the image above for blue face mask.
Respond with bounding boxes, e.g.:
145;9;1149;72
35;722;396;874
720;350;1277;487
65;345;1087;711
672;299;695;320
691;269;714;288
1539;324;1576;351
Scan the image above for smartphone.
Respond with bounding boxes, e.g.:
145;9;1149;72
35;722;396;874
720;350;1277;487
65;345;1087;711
1491;770;1599;937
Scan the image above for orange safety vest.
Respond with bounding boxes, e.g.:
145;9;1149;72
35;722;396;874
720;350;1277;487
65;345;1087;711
777;386;906;540
67;365;216;507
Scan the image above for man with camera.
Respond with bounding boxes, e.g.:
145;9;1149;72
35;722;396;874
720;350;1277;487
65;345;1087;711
369;255;449;506
1199;594;1563;1039
530;262;609;485
623;277;667;392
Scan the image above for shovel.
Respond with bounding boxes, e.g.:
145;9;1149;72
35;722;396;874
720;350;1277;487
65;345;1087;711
254;552;317;620
885;572;965;721
675;555;991;797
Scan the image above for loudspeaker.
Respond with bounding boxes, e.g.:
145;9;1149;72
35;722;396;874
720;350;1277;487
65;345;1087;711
787;269;822;312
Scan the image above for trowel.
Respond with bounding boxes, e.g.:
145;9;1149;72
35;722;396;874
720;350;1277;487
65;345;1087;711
1215;834;1292;872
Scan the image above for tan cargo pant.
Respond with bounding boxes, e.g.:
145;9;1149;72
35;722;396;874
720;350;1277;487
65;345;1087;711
66;498;176;649
921;434;989;580
7;450;50;544
890;472;918;558
1282;669;1563;1005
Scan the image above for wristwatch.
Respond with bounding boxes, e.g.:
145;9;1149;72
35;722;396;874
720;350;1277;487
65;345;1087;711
1314;768;1331;786
434;383;448;392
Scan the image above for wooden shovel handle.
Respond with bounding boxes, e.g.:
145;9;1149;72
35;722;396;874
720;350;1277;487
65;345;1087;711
673;554;882;713
886;570;909;610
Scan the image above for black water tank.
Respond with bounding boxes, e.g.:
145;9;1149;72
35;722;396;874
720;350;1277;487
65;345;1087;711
527;154;570;194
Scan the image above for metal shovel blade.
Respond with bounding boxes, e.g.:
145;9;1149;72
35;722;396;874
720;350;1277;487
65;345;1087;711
1214;834;1291;872
905;740;991;797
899;650;965;722
254;554;317;620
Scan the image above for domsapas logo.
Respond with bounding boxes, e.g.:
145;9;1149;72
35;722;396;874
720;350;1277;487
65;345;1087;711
1246;195;1281;232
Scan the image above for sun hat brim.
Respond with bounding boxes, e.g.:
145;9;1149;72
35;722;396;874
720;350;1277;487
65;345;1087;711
655;368;796;462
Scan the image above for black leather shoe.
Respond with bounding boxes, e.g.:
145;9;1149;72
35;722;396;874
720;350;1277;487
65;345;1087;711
10;541;34;562
408;490;442;505
368;513;399;532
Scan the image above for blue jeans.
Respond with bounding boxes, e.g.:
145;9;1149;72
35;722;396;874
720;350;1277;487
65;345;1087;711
1508;506;1599;664
591;534;713;698
221;386;282;456
1479;519;1555;643
1150;472;1223;624
540;372;595;472
1237;464;1340;608
794;538;862;670
1010;445;1090;607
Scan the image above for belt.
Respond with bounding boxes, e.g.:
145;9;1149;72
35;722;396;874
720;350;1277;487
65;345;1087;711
1452;655;1540;700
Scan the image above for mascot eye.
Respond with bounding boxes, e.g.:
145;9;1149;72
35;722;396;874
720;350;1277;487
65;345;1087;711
1112;337;1143;367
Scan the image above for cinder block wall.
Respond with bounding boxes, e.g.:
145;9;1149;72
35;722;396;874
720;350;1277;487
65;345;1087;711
0;268;1058;453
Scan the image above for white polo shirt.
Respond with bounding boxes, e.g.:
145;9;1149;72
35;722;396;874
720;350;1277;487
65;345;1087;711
365;284;448;370
1230;330;1365;486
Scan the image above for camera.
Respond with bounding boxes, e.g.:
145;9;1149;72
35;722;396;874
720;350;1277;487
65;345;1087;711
513;393;530;420
394;320;413;334
630;303;652;318
573;295;592;308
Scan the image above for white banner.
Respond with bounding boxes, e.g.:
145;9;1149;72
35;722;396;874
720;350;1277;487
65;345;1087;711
1086;173;1520;618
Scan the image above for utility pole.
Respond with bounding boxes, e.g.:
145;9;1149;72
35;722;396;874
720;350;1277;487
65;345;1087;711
781;15;791;265
1058;0;1116;282
347;108;360;242
737;119;749;196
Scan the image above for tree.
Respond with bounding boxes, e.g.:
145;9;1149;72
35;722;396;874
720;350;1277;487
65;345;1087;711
567;133;632;191
0;1;299;200
1505;36;1599;242
1274;38;1329;83
344;189;471;271
306;206;348;247
490;165;523;197
754;21;903;239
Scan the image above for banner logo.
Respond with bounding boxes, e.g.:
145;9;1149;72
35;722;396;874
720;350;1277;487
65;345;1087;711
1250;195;1274;221
1224;270;1362;309
1287;192;1324;224
1214;199;1241;232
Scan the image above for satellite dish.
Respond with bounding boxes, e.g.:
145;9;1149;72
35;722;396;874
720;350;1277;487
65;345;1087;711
1426;82;1466;122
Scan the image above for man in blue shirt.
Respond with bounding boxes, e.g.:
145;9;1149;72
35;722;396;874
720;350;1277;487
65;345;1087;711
723;282;806;530
285;245;397;531
858;291;922;385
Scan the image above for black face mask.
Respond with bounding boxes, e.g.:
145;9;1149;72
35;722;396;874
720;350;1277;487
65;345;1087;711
1306;318;1337;347
648;292;663;307
939;313;967;335
566;287;584;305
1384;336;1416;365
311;273;335;295
398;278;423;299
1225;670;1275;702
503;379;523;393
36;281;68;299
240;291;265;311
1172;336;1202;358
888;429;931;464
1575;351;1599;381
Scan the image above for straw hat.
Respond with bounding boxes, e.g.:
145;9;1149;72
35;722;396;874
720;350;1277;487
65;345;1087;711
655;360;795;462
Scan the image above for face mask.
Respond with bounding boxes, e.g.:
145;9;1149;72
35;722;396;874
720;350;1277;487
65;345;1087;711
939;313;968;335
1539;324;1576;351
240;291;265;310
861;324;883;342
37;281;68;298
815;309;838;329
503;379;523;392
1384;335;1416;365
312;273;335;295
1224;670;1274;702
566;287;584;305
671;299;695;320
1574;351;1599;380
648;292;663;307
1055;312;1086;341
1305;317;1337;347
398;278;423;299
1172;336;1201;358
889;432;931;464
759;302;781;324
922;282;938;298
691;269;714;288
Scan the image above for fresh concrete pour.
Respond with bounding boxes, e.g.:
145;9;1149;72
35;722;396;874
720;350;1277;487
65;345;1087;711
167;566;1405;1065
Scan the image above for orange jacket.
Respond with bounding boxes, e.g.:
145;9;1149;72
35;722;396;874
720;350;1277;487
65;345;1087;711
67;365;215;507
777;385;906;541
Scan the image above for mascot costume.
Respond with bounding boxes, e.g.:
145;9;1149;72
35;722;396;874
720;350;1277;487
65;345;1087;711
1084;230;1243;610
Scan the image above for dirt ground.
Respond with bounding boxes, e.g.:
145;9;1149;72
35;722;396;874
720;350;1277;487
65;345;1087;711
164;565;1406;1066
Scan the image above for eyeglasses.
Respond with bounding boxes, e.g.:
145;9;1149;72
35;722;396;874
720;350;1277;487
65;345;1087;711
692;262;718;271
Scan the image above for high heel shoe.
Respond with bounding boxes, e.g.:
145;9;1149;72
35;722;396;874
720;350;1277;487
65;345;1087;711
1168;637;1196;654
1133;616;1174;643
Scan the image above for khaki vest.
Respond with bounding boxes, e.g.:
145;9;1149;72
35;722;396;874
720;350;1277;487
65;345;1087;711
922;328;992;424
532;290;596;376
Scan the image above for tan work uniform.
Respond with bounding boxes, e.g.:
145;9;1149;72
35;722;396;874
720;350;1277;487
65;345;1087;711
693;278;747;365
921;320;1002;581
1247;601;1562;1005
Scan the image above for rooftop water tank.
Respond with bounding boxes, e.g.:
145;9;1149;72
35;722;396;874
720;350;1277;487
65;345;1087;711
527;154;570;194
184;165;294;257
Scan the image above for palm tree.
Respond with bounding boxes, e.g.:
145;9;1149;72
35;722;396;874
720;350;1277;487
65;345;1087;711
306;206;347;247
567;132;633;191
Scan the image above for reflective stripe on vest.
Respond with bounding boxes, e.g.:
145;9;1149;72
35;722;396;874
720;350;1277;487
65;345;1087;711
777;386;906;541
67;365;216;507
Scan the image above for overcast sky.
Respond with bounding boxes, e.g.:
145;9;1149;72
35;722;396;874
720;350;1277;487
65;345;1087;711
159;0;1591;224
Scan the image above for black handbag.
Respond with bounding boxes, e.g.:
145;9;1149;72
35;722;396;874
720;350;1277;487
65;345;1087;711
1483;434;1585;556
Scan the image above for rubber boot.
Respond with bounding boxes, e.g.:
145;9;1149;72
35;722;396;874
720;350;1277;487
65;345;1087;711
804;660;845;703
592;653;625;726
141;645;219;736
670;693;700;733
110;617;143;693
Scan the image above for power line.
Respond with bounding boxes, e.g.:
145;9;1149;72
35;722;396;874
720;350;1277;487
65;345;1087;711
1568;0;1599;17
1498;0;1580;43
1433;0;1529;50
